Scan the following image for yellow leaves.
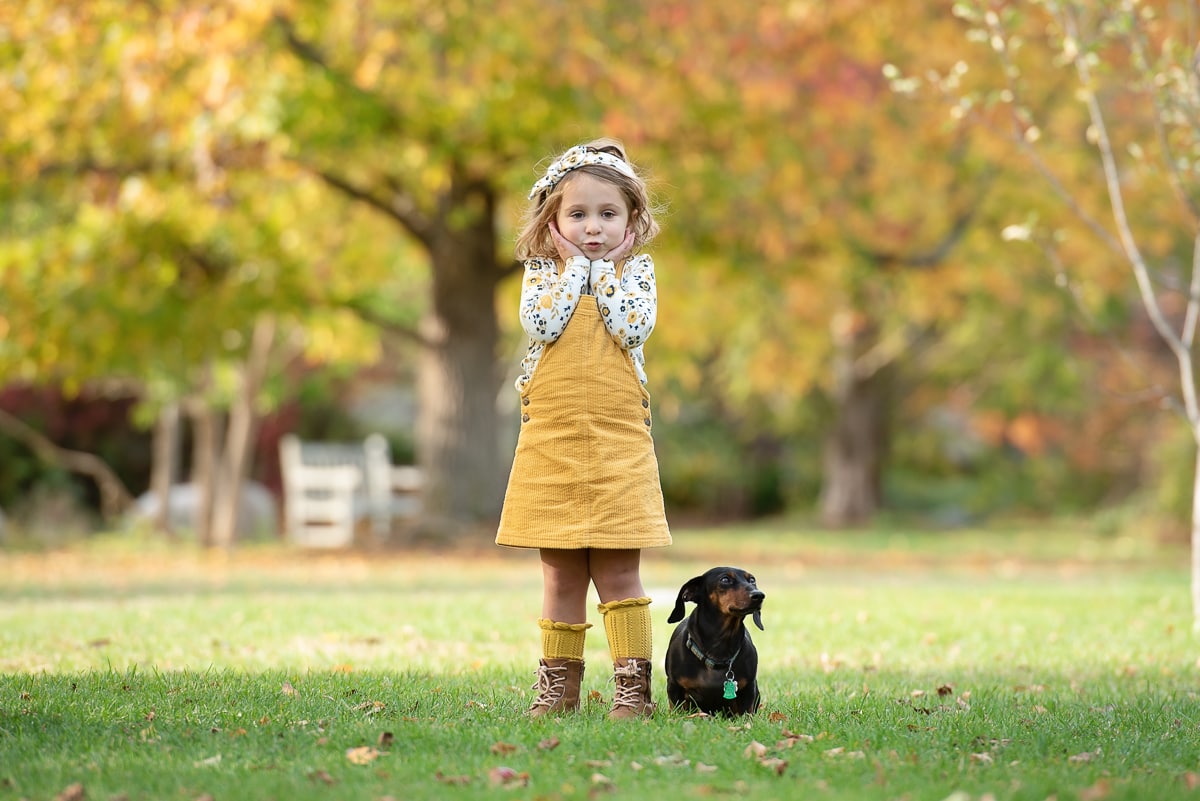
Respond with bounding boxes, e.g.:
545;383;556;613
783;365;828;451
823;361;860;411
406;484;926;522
345;745;381;765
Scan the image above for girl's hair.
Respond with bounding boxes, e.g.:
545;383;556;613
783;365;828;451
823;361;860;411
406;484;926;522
515;138;661;261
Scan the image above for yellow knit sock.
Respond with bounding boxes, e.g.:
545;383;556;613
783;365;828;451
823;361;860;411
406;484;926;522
597;597;653;661
539;619;591;660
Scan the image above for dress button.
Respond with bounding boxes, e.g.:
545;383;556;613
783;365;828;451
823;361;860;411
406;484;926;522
522;414;530;423
522;397;530;406
641;399;649;408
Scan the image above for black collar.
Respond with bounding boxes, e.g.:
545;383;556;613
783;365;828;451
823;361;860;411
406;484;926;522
685;622;741;673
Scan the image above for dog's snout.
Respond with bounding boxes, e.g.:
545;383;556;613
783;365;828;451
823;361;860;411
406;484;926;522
750;590;765;602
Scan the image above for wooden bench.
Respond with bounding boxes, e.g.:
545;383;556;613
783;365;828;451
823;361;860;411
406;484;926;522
279;433;423;548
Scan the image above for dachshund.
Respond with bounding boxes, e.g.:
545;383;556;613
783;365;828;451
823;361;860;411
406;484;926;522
664;566;765;716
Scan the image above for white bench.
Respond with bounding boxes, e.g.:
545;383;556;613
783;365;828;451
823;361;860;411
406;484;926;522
279;433;423;548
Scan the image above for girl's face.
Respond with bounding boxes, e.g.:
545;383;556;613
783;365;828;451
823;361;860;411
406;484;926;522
554;173;631;259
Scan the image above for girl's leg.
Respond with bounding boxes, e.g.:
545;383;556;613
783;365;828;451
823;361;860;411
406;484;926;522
540;548;591;622
588;548;645;603
591;549;655;719
529;549;592;717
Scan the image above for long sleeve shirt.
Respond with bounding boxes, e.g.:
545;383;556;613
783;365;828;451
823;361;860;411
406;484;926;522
514;253;658;393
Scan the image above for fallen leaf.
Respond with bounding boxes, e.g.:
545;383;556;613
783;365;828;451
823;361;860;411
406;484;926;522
695;762;718;773
54;783;85;801
281;681;298;697
488;767;529;788
591;773;613;785
759;757;788;775
970;752;994;764
1069;749;1100;764
490;742;519;756
937;685;953;697
585;759;612;768
538;737;560;751
768;711;786;722
743;741;768;759
346;746;381;765
824;747;845;757
378;731;394;747
307;770;335;785
193;755;222;768
353;701;386;714
1184;772;1200;790
258;715;271;726
781;730;814;743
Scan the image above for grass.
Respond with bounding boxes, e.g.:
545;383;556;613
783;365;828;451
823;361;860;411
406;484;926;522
0;522;1197;801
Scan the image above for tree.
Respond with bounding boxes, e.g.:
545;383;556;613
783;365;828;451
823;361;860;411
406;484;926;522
921;0;1200;619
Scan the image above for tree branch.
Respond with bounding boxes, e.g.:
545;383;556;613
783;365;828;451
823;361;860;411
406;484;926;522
0;408;134;520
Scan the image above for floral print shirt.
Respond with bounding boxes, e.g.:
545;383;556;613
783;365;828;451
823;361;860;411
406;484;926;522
515;253;658;393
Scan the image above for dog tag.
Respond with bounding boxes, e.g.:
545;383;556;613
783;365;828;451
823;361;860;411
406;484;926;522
723;672;737;700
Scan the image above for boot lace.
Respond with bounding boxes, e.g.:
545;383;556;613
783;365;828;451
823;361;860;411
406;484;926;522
530;663;567;711
609;661;644;710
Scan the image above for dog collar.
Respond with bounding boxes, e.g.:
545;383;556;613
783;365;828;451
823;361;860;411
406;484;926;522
685;629;742;701
684;630;740;671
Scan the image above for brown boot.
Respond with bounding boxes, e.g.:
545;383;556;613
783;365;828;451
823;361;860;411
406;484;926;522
608;657;655;720
528;658;584;718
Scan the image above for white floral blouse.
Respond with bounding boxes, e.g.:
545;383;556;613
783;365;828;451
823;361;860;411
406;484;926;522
515;253;658;393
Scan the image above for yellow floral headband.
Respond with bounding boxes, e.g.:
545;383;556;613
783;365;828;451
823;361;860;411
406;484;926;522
528;145;638;200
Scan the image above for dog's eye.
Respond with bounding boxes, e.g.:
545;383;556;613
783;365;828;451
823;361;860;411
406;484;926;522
747;575;756;584
720;575;732;586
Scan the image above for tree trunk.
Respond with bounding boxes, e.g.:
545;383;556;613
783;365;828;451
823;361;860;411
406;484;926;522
210;316;276;549
1192;439;1200;630
415;179;506;532
188;400;220;547
150;402;181;536
820;313;892;526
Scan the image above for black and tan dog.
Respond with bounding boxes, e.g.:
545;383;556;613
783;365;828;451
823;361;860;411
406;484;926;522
665;566;765;716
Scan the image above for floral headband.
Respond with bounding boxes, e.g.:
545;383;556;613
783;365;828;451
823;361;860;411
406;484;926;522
528;145;638;200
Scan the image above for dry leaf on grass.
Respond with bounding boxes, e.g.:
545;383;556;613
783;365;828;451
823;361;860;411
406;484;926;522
346;746;382;765
435;771;471;785
743;741;769;759
54;783;85;801
537;737;560;751
281;681;298;697
490;742;519;755
307;770;335;785
1069;749;1101;764
378;731;394;747
488;767;529;788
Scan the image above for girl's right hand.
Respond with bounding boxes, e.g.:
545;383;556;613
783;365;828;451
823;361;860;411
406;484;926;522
548;221;586;262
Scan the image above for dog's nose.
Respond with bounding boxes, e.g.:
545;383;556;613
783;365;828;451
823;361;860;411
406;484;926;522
750;590;765;602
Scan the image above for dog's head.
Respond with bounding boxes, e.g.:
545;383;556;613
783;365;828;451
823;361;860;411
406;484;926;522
667;566;765;630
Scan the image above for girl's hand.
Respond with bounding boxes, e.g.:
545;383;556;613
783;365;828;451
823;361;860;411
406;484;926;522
602;229;635;264
548;221;586;261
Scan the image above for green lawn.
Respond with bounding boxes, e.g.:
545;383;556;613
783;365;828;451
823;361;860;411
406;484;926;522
1;524;1196;800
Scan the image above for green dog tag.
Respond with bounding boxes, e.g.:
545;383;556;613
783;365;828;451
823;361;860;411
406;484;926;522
723;677;737;700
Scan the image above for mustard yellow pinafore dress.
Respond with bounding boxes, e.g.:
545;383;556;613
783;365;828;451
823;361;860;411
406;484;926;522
496;298;671;549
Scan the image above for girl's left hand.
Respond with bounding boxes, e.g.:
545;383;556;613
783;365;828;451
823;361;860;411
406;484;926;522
602;229;635;264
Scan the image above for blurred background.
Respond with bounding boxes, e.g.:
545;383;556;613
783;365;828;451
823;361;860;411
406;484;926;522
1;0;1196;549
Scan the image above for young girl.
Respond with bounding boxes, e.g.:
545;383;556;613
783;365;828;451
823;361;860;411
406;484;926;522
496;139;671;720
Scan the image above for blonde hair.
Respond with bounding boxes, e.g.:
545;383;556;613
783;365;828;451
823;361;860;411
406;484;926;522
515;138;661;261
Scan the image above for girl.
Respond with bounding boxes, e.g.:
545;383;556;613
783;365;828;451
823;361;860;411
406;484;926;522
496;139;671;720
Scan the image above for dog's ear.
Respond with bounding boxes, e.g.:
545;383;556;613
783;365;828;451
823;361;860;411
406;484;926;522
751;610;764;631
667;575;705;623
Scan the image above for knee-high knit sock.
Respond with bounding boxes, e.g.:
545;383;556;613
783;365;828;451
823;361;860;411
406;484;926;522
539;619;591;661
597;597;653;661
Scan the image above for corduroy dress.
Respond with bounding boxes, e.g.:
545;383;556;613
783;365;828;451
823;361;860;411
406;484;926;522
496;296;671;550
